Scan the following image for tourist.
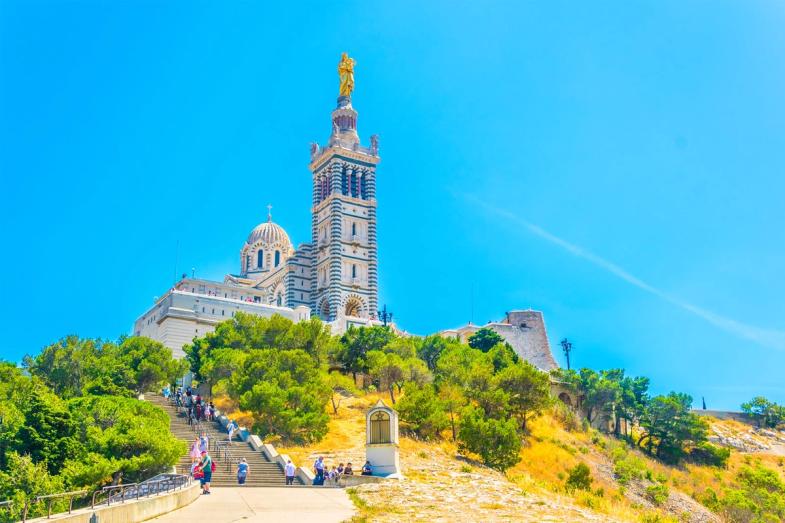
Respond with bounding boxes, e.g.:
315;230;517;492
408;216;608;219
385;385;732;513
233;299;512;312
313;456;325;485
199;432;209;454
237;458;249;486
285;459;296;486
327;466;338;485
337;463;345;475
190;437;201;463
197;451;213;495
344;462;354;475
227;420;238;443
162;385;170;399
361;461;372;476
195;402;202;421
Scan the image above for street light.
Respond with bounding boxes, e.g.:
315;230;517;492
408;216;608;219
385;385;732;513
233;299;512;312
560;338;573;370
378;305;393;327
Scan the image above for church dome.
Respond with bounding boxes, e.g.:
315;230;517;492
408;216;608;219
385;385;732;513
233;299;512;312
246;219;291;248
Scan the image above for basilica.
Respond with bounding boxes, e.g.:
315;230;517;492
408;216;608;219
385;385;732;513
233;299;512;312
134;54;381;357
134;55;558;373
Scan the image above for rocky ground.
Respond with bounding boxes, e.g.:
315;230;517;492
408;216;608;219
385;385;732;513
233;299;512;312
349;443;619;523
709;419;785;455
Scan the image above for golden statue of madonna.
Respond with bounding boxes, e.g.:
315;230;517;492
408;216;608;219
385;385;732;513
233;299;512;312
338;52;355;97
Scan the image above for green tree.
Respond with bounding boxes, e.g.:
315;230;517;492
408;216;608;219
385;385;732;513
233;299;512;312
417;335;449;372
397;383;449;439
494;361;551;432
467;328;504;352
67;395;185;485
0;452;64;522
325;371;358;415
15;391;81;475
457;405;521;471
741;396;784;429
366;350;405;404
438;383;465;442
337;326;394;381
638;392;707;463
235;349;330;444
118;337;186;394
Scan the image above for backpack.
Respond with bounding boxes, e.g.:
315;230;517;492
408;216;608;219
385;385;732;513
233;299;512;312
211;460;216;472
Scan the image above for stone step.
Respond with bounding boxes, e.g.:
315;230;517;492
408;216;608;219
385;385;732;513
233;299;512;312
147;393;303;486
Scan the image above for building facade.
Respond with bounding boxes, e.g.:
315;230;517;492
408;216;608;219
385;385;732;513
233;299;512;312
439;310;558;371
134;55;380;358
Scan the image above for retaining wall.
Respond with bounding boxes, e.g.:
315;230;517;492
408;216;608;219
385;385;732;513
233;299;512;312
26;482;201;523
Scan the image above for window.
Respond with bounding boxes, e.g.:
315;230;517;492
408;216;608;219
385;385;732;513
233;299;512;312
222;310;225;316
274;250;281;267
350;172;358;197
257;250;264;268
351;222;356;236
370;411;391;444
211;308;215;314
352;264;357;278
201;307;205;313
276;294;282;306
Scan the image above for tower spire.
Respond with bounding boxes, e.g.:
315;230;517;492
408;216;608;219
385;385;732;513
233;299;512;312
267;203;272;222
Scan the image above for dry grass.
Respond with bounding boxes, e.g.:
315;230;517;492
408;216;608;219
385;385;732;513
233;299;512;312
213;389;785;523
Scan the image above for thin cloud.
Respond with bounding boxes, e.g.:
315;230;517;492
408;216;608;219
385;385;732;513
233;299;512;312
464;194;785;351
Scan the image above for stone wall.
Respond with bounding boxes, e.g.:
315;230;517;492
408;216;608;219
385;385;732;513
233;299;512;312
26;482;200;523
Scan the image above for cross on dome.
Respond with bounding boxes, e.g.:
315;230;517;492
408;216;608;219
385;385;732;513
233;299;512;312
267;203;273;222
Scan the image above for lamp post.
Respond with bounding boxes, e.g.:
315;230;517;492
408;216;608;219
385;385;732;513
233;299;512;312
378;305;393;328
560;338;573;370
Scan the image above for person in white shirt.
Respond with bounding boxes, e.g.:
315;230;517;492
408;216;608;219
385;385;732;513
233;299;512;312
285;459;296;486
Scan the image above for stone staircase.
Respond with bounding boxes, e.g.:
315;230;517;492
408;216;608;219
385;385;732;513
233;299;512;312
147;393;302;487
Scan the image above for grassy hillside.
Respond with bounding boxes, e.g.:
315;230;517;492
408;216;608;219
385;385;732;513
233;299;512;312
208;387;785;522
272;392;784;522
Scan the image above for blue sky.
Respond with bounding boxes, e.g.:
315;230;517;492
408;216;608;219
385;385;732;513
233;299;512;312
1;1;784;410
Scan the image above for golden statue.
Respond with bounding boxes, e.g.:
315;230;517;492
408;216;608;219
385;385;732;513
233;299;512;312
338;52;355;97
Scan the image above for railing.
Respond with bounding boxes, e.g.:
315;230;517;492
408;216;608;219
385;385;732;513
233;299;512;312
21;490;87;522
91;474;191;509
214;440;240;472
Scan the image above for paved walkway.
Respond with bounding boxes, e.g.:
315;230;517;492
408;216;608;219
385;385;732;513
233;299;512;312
147;487;355;523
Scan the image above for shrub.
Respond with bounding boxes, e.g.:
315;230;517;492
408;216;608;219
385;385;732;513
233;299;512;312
397;383;449;439
689;442;730;468
457;406;521;471
645;483;669;506
565;463;593;492
613;451;648;485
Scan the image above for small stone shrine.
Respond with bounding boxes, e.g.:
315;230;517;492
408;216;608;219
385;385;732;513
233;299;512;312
365;399;402;478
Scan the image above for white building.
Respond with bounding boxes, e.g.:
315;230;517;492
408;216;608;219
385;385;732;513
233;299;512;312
134;55;381;358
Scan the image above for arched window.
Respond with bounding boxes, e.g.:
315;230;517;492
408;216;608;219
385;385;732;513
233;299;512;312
351;264;357;278
274;250;281;267
351;222;356;236
370;411;391;444
345;298;361;317
257;250;264;268
360;173;368;199
350;172;358;197
342;167;348;195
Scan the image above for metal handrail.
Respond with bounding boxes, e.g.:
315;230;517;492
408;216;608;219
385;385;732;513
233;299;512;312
91;483;139;509
22;490;87;522
90;474;191;509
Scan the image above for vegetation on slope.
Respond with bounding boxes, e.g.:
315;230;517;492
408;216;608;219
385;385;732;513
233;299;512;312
0;337;186;522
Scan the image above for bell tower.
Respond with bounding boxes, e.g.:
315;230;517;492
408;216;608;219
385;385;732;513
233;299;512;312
309;53;380;322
